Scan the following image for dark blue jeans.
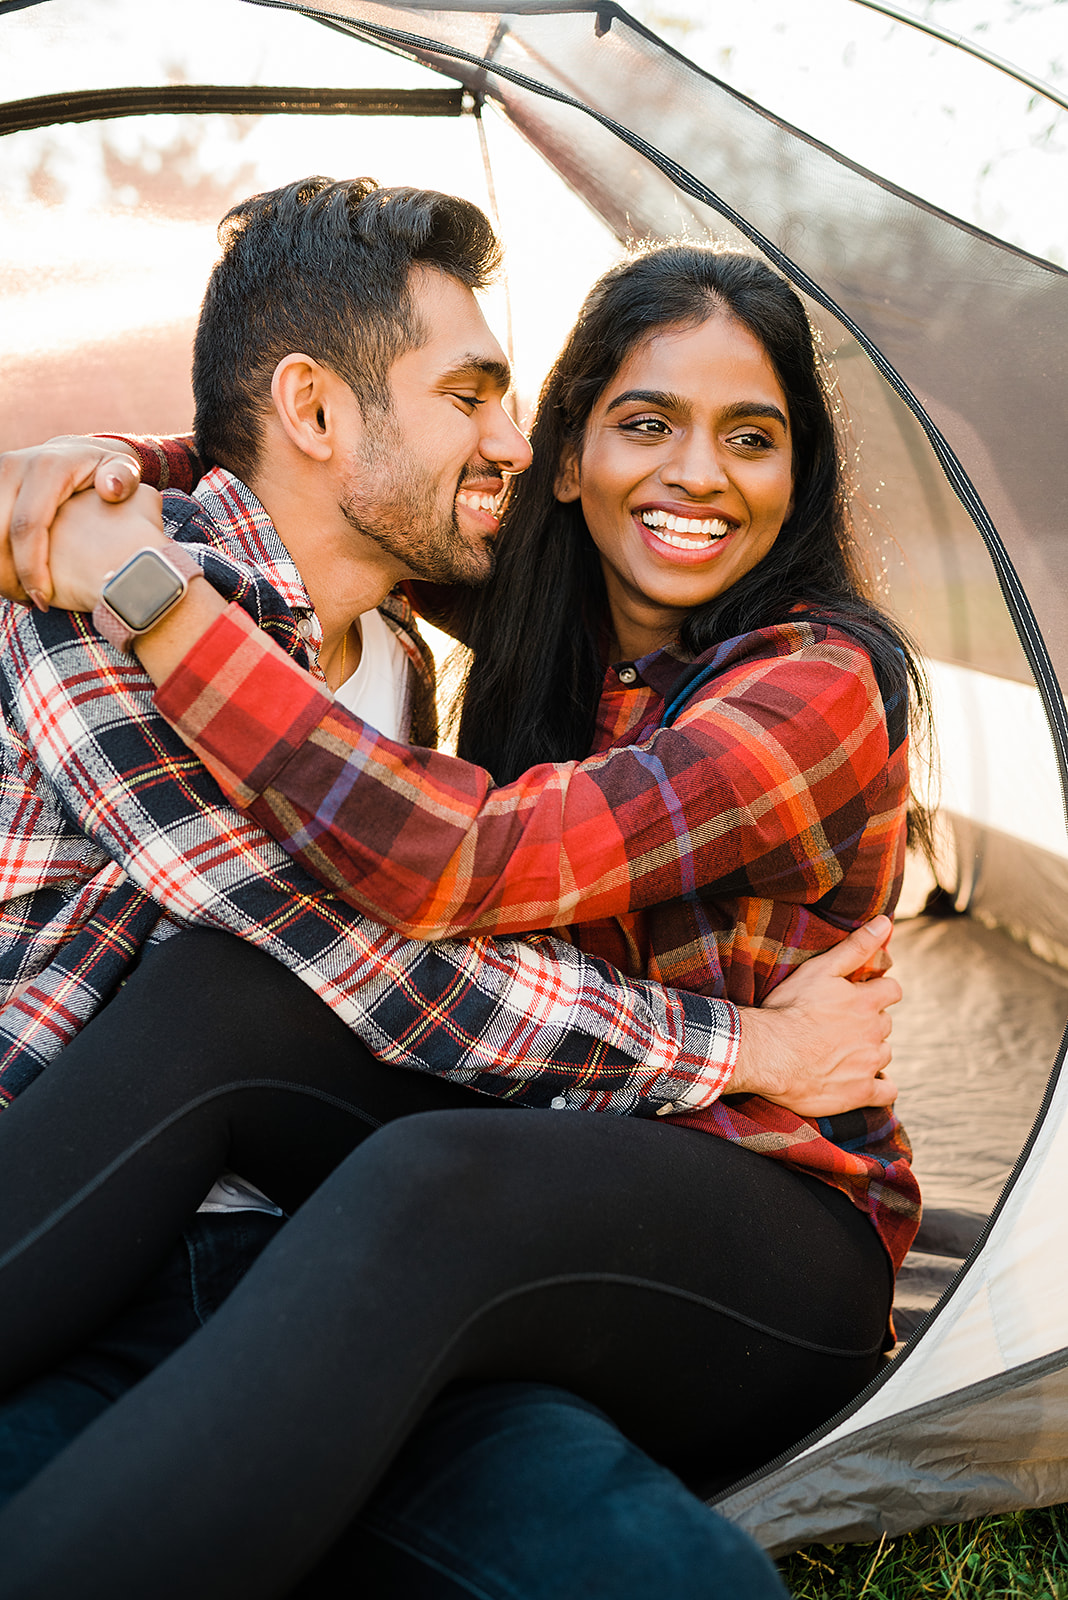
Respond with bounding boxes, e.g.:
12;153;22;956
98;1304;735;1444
0;1213;279;1508
0;1214;786;1598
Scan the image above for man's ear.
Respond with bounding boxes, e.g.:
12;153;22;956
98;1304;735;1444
554;445;581;503
271;355;350;463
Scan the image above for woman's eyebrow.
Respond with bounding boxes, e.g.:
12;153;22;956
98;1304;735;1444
438;357;512;392
604;388;686;414
720;400;789;430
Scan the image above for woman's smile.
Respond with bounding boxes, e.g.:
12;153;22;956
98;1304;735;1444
633;503;738;562
556;312;795;658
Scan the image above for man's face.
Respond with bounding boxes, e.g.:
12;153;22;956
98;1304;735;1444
339;268;532;587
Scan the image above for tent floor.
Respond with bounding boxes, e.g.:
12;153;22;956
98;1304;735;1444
889;912;1068;1340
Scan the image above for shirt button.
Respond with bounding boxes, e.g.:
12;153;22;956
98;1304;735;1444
550;1096;567;1110
617;665;638;685
296;615;315;642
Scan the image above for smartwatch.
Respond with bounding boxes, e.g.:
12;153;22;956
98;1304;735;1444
92;544;204;654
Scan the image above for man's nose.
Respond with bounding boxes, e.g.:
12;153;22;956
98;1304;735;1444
482;400;533;476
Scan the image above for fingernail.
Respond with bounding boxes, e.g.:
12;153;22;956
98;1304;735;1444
105;475;124;495
27;589;50;613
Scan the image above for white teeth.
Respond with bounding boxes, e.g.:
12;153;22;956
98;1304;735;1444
639;510;730;547
457;491;499;514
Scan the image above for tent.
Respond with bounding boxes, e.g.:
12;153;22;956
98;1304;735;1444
2;0;1068;1556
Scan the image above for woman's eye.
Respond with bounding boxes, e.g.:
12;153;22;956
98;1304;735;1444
729;429;774;452
451;394;484;410
618;415;670;437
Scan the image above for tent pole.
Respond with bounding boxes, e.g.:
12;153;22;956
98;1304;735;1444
472;95;518;421
846;0;1068;114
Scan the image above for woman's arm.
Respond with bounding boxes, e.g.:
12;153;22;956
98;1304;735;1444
0;434;204;607
0;435;473;643
154;604;895;941
2;463;898;947
0;577;902;1119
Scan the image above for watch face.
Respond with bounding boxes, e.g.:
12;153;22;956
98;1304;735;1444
103;549;185;633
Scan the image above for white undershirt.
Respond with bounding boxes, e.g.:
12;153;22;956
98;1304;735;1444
332;605;411;742
199;607;411;1217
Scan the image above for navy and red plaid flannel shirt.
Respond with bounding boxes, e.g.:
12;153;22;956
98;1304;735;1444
0;468;742;1124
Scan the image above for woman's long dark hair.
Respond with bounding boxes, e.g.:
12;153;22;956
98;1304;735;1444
456;244;928;833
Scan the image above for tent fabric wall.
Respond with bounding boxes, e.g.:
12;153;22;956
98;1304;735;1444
4;0;1068;1557
719;1350;1068;1555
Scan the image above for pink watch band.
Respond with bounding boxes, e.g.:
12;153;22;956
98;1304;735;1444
92;543;205;654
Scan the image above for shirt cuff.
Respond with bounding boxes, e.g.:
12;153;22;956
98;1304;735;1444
650;992;740;1115
154;602;330;807
95;433;202;493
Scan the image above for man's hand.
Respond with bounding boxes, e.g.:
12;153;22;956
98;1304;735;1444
729;916;901;1117
46;486;168;613
0;437;141;608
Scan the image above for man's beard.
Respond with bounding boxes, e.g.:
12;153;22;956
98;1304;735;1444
339;422;496;589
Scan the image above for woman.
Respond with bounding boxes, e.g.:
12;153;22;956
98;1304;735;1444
0;246;919;1596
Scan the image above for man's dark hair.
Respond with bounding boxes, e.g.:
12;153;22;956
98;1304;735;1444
192;175;501;479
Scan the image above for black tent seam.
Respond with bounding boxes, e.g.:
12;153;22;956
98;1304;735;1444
846;0;1068;116
0;85;463;137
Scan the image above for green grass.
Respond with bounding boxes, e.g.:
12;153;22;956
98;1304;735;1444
778;1507;1068;1598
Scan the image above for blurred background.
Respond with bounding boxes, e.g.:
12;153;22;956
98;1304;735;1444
2;0;1063;440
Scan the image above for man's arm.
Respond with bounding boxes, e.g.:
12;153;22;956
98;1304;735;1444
0;452;900;1116
2;588;734;1114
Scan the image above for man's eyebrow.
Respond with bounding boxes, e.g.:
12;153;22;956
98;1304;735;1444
604;390;789;431
439;356;512;392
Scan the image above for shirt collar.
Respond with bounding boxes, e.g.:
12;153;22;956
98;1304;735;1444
193;467;310;617
609;642;691;701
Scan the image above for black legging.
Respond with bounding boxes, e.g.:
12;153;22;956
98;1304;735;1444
0;932;891;1599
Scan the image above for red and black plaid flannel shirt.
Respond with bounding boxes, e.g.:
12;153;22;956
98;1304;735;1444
0;468;743;1124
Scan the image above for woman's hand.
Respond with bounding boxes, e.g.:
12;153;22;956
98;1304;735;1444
729;917;901;1116
46;486;168;613
0;437;141;608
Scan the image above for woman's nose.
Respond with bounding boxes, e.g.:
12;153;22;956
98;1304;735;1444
662;436;730;497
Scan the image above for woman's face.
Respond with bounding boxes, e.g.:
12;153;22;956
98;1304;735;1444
556;312;795;659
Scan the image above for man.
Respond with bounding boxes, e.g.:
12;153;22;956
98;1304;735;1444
0;175;894;1594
